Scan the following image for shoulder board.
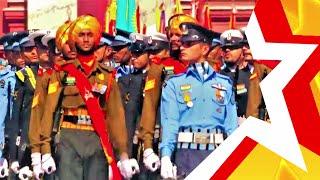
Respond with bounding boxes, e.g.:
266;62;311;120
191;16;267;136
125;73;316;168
98;62;114;73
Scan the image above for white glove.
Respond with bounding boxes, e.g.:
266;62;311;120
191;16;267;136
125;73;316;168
10;161;20;174
31;153;44;180
108;165;113;180
161;156;177;179
117;158;140;179
143;148;160;172
0;158;9;178
41;154;56;174
238;116;246;126
18;166;33;180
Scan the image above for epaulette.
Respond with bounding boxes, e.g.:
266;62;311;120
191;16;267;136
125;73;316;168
98;62;114;73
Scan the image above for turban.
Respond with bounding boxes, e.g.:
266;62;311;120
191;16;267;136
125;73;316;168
167;14;197;34
56;20;73;51
69;15;101;47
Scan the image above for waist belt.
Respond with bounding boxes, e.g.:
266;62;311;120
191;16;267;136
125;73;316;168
61;121;94;131
63;115;92;125
177;128;227;150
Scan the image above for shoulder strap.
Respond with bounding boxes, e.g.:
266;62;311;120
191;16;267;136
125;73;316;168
105;70;116;101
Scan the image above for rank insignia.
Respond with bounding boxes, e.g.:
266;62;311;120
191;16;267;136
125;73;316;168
48;81;59;94
32;93;39;108
92;83;107;94
250;73;258;80
0;80;5;88
144;79;155;91
65;76;76;86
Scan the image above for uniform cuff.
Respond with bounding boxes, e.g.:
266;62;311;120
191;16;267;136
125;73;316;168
41;145;51;155
161;147;172;158
143;139;153;149
30;147;41;154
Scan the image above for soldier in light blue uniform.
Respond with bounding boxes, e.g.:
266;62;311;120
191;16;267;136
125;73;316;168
0;33;16;72
160;23;238;179
0;58;16;178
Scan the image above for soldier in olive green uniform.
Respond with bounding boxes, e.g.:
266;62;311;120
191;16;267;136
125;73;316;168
138;14;197;173
39;15;139;180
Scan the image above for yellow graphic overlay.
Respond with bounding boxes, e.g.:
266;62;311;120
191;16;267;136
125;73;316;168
310;71;320;116
229;144;320;179
281;0;320;36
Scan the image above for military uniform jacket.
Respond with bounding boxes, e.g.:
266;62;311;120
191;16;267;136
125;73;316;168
221;62;271;118
138;58;187;149
117;70;147;157
0;68;16;158
160;63;238;157
40;59;128;155
29;69;52;153
8;65;38;162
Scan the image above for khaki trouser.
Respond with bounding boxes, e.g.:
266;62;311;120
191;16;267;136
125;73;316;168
55;128;108;180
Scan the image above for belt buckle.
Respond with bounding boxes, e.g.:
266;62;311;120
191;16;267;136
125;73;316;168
193;133;210;144
78;115;86;125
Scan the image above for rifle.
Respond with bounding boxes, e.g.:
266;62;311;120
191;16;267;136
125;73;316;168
258;69;269;121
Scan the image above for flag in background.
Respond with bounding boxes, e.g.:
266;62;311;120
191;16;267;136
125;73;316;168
105;0;117;34
229;7;237;29
116;0;137;32
203;4;211;30
136;3;141;33
174;0;183;14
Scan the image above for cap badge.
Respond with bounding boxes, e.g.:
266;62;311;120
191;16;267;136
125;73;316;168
227;33;232;41
181;24;188;35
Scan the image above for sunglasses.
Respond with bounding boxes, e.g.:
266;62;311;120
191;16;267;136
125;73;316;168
221;45;243;51
181;40;202;48
131;51;145;58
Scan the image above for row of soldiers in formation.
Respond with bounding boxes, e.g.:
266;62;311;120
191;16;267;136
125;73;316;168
0;13;270;180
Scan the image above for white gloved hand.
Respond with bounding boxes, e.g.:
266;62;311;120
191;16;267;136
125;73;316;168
41;154;56;174
108;165;113;180
0;158;9;178
238;116;247;126
161;156;177;179
143;148;160;172
31;153;44;180
10;161;20;174
18;166;33;180
117;158;140;179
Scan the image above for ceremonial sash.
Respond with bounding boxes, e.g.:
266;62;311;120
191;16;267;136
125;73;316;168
61;63;121;180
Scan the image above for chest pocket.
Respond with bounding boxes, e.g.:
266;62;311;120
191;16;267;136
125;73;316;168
62;86;84;108
64;86;80;95
211;86;230;121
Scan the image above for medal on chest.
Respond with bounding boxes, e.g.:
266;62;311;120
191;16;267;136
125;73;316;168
180;84;193;108
212;83;227;103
